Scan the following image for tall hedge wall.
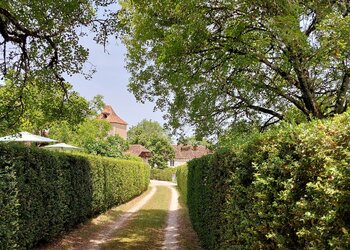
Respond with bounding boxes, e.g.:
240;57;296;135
176;165;188;204
180;113;350;249
0;144;150;249
151;167;179;181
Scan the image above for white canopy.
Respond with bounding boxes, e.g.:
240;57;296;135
42;143;82;150
0;131;57;143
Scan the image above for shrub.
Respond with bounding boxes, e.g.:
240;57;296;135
184;112;350;249
0;144;150;249
150;167;177;181
176;165;188;203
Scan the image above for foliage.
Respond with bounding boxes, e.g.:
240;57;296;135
146;135;175;169
150;167;178;182
118;1;350;136
0;80;90;135
88;94;106;117
50;119;129;158
123;154;144;162
177;136;212;149
84;135;129;158
176;164;188;204
0;0;118;129
181;112;350;249
128;119;175;168
0;143;150;249
218;121;259;148
128;119;171;143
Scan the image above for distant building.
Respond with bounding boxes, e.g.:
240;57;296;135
98;105;128;139
168;144;211;167
125;144;152;162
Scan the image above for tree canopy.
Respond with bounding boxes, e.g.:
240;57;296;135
0;0;117;127
0;80;91;135
118;0;350;137
177;136;212;148
50;119;129;158
127;119;171;143
128;119;174;168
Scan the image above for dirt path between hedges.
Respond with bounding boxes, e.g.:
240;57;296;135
40;180;201;250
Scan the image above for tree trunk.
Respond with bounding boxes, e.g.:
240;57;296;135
335;71;349;114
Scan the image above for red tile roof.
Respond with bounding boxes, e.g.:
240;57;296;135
98;105;127;125
173;144;211;160
126;144;152;157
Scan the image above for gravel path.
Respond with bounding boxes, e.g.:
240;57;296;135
163;183;180;249
86;183;157;249
41;180;200;250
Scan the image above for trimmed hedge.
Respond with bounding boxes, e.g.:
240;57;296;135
0;144;150;249
150;167;177;181
176;164;188;204
180;113;350;249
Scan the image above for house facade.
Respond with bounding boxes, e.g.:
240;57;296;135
168;144;211;167
98;105;128;139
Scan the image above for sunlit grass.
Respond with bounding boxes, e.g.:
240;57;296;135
101;186;171;249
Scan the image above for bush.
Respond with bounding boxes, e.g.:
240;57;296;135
0;144;150;249
150;167;177;181
176;165;188;203
183;112;350;249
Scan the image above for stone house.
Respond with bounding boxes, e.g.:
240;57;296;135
98;105;128;139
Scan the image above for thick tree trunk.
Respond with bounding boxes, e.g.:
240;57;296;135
335;72;349;114
297;69;324;118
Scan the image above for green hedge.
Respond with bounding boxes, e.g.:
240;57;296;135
0;144;150;249
181;113;350;249
150;167;177;181
176;165;188;204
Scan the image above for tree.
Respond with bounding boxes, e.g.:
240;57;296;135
127;119;171;143
84;135;129;158
217;121;259;149
146;135;175;169
89;94;106;117
0;80;90;135
50;119;129;158
118;1;350;136
177;136;212;148
0;0;117;126
128;120;174;168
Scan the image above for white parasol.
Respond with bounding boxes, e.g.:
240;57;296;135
42;143;82;150
0;131;58;143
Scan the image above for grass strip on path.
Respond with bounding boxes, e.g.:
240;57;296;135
101;186;171;250
163;184;180;249
40;186;155;250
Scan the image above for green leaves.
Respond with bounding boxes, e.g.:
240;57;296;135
50;119;129;159
127;119;175;168
0;80;90;134
0;143;150;249
119;0;350;136
183;111;350;249
0;0;118;128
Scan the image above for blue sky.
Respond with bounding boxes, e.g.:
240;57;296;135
67;36;165;129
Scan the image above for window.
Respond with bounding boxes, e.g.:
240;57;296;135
170;160;175;167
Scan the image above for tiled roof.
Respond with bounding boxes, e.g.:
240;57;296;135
173;144;211;160
98;105;128;125
126;144;152;157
